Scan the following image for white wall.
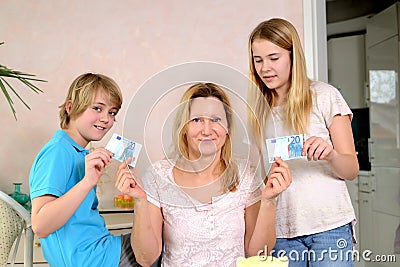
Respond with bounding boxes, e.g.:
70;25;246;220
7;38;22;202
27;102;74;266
0;0;323;201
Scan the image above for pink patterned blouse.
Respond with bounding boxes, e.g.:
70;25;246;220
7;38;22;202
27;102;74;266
142;159;264;267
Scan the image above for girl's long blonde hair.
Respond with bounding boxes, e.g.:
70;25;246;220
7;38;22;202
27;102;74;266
247;18;312;144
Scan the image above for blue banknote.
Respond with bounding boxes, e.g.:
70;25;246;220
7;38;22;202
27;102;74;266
105;133;142;167
265;134;305;163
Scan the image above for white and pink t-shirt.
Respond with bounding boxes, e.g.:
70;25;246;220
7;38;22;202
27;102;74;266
264;81;357;239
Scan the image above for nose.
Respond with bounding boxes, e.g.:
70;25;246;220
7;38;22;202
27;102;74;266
201;119;212;135
99;111;109;123
261;60;270;72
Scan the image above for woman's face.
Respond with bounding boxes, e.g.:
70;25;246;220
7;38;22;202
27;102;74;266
184;96;228;160
251;38;292;93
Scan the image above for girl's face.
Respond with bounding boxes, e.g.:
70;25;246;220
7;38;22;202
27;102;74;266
251;38;292;94
66;88;119;147
184;97;229;160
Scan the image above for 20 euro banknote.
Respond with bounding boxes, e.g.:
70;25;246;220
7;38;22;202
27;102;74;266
265;134;305;163
105;133;142;167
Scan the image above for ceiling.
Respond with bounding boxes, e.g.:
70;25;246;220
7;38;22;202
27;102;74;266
326;0;398;24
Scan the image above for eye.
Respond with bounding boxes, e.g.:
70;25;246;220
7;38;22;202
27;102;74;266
109;110;118;117
271;57;279;61
191;117;201;123
211;117;221;123
254;59;262;63
93;106;102;112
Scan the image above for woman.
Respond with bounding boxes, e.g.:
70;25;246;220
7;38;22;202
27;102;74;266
247;18;359;266
116;82;291;267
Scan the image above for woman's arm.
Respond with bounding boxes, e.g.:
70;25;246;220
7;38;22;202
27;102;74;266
116;160;163;267
244;157;291;256
131;200;163;266
303;114;359;180
244;199;276;256
31;148;112;238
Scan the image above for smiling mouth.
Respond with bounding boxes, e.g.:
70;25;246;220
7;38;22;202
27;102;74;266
95;125;106;130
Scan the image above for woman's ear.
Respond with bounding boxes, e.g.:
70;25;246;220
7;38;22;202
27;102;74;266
65;100;72;114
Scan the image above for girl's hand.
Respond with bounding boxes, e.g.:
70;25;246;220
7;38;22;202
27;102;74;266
302;136;334;161
84;147;113;187
115;158;147;200
263;157;292;200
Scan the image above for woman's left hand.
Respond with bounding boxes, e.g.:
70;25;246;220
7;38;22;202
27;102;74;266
263;157;292;200
302;136;334;161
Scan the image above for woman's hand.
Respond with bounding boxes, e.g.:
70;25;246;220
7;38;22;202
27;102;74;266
115;158;147;200
263;157;292;200
302;136;334;161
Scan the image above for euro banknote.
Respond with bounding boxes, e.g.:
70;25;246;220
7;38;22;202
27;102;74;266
265;134;305;163
105;133;142;167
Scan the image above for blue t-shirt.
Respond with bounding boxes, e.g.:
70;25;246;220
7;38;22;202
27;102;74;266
29;130;122;267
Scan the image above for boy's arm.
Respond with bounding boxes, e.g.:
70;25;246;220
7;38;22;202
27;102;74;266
31;148;113;238
31;178;94;238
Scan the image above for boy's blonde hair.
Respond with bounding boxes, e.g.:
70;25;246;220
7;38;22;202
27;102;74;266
172;82;239;193
59;73;123;128
247;18;312;143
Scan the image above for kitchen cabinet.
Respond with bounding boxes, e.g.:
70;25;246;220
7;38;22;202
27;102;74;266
364;2;400;266
328;34;367;108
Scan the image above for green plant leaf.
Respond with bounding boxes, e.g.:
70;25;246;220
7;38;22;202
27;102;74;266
0;78;17;120
0;41;47;120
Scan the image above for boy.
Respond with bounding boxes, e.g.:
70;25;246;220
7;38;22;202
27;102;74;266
29;73;140;266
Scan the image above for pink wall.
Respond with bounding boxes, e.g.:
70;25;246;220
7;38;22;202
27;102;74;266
0;0;304;200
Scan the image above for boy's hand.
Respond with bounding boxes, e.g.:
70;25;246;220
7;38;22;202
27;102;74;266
263;157;292;201
115;158;147;200
84;147;113;187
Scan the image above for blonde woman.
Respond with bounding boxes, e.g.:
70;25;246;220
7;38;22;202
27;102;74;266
116;83;291;267
247;18;359;266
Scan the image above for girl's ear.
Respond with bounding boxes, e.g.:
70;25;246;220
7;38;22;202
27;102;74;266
65;100;72;114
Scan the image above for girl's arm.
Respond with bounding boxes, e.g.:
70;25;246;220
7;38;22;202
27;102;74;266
303;114;359;180
116;160;163;267
31;148;112;238
244;157;291;256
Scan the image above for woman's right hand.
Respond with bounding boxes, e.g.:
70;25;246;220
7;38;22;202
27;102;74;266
115;158;147;200
263;157;292;201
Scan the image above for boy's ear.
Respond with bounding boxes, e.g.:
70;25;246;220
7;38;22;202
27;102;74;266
65;100;72;114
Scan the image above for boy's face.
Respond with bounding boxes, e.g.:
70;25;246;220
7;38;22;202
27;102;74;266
66;88;119;147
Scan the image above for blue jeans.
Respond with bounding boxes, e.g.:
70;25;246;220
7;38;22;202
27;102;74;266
272;223;354;267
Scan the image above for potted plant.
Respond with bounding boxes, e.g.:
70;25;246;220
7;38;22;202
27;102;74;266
0;42;46;120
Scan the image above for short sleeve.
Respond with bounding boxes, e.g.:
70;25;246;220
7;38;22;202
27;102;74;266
142;164;162;208
314;82;353;128
29;143;73;199
237;160;264;208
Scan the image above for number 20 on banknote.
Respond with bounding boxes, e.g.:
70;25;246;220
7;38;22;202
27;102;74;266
265;134;305;163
